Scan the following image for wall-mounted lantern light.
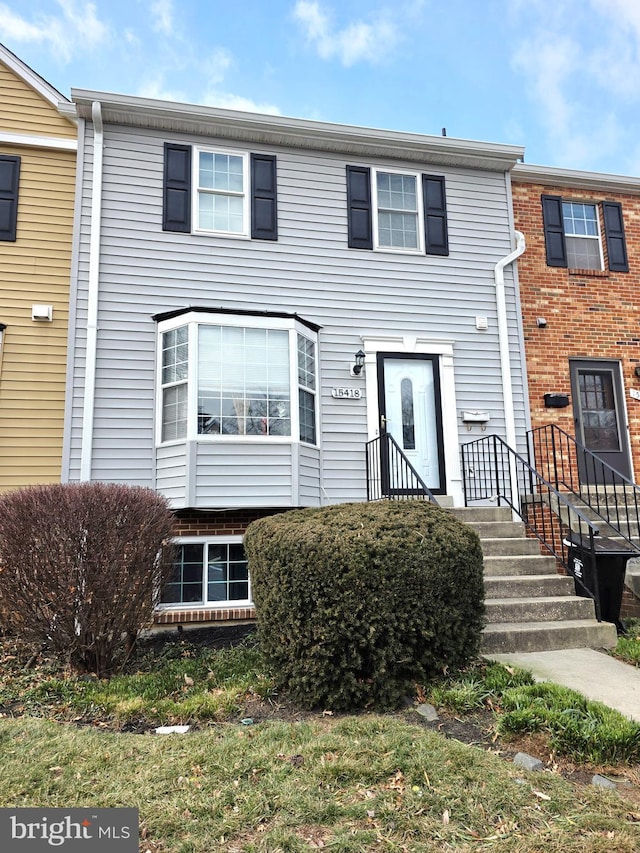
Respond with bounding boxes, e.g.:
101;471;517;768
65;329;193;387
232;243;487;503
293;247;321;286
352;350;366;376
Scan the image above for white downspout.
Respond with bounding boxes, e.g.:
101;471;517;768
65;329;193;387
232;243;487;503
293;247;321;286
80;101;103;481
494;230;526;512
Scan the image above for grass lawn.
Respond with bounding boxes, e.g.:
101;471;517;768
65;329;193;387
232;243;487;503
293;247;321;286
1;714;639;853
0;630;639;852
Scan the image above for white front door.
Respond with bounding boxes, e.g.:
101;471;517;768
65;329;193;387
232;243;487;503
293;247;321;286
379;354;444;492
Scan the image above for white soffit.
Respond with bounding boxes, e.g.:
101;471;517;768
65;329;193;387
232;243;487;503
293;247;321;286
71;89;525;172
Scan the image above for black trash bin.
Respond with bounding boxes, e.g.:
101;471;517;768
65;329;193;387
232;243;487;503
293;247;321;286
563;533;635;634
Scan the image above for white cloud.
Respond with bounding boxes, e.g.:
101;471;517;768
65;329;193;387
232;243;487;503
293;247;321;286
0;6;48;42
202;47;233;87
0;0;109;63
136;78;187;103
508;0;640;170
588;0;640;99
201;91;282;115
150;0;174;36
293;0;397;66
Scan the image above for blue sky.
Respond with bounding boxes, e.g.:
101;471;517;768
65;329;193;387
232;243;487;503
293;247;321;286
3;0;640;175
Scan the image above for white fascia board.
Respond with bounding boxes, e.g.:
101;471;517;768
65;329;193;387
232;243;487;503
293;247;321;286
0;43;71;110
0;131;77;151
71;89;525;172
513;163;640;195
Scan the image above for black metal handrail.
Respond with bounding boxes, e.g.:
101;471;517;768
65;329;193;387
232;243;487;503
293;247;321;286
461;433;603;619
529;424;640;552
366;433;438;504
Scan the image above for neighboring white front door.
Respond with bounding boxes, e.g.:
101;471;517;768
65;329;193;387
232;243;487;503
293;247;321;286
379;354;444;492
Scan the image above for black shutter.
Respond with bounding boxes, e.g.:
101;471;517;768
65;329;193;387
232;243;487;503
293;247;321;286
163;143;191;232
541;194;567;267
346;165;373;249
251;153;277;240
422;175;449;256
0;155;20;242
603;201;629;272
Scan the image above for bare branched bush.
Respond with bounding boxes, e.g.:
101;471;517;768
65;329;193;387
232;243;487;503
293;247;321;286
0;483;175;675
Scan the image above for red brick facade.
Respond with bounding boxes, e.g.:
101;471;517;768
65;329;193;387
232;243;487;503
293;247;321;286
512;174;640;477
513;171;640;618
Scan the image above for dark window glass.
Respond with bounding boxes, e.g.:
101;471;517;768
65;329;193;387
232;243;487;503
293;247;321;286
401;377;416;450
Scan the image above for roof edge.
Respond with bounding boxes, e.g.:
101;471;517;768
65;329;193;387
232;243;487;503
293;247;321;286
513;163;640;195
0;42;73;116
152;306;322;332
71;89;525;171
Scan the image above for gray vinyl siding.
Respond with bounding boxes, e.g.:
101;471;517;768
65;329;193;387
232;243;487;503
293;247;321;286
156;443;187;504
298;444;322;505
66;123;527;506
194;443;294;508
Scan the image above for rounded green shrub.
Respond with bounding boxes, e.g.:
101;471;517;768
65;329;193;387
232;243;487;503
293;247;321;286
244;500;485;710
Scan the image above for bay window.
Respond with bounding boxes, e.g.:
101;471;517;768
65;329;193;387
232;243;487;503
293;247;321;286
157;310;318;445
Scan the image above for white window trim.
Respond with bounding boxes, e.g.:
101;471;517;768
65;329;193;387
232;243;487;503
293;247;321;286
156;311;319;449
157;535;252;610
192;146;250;239
563;200;605;271
372;166;425;255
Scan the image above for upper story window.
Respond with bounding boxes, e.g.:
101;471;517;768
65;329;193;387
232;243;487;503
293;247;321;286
374;170;421;251
196;149;248;236
346;165;448;256
541;194;628;273
156;310;318;446
0;155;20;242
163;143;277;240
561;201;602;270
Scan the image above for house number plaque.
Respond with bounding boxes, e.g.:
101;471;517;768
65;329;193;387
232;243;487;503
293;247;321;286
331;388;362;399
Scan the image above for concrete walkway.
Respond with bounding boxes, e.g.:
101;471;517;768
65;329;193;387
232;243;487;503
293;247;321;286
487;648;640;722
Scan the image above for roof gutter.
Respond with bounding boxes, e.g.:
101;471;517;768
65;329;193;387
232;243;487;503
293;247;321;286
80;100;103;481
70;89;524;173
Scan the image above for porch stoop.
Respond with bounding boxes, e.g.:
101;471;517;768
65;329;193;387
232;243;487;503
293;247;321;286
449;506;618;654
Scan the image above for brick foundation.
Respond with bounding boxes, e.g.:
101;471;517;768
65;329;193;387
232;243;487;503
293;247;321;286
172;506;289;536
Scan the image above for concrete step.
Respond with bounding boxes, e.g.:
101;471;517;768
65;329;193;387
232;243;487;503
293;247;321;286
481;619;618;654
449;506;513;523
481;537;542;557
484;575;574;599
467;521;526;539
485;595;595;624
483;554;559;577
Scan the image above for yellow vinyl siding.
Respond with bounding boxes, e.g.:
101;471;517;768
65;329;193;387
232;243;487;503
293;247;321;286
0;63;74;139
0;137;76;492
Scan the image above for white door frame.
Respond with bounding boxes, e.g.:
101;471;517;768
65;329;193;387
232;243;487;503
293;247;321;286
361;334;463;505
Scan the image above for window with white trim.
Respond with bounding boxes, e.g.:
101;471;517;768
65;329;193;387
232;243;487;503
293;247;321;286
562;201;603;270
157;312;318;445
160;538;250;606
374;169;422;251
161;326;188;442
195;148;249;236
